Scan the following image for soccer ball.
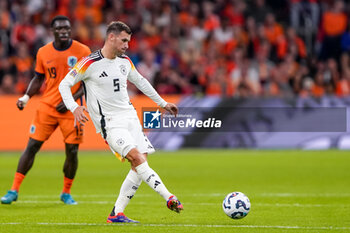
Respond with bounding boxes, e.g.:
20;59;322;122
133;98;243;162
222;192;250;219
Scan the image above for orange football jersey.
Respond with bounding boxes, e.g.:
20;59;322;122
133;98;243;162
35;40;90;117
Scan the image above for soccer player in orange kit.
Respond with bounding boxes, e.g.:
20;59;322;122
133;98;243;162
1;15;91;205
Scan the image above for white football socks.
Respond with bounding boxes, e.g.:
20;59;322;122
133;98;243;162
135;161;172;200
114;169;142;214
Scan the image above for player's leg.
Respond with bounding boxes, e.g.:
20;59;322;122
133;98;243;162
104;122;145;223
105;131;142;222
107;168;142;223
1;111;56;204
1;138;44;204
63;143;78;179
106;118;182;223
59;118;83;205
110;150;149;217
129;117;183;213
126;148;183;213
113;168;142;213
60;143;79;205
17;138;44;175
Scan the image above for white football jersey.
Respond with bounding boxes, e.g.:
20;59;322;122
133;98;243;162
59;50;167;134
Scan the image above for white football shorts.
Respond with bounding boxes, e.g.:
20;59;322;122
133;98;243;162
104;115;155;161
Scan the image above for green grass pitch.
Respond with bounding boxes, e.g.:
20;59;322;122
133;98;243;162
0;149;349;233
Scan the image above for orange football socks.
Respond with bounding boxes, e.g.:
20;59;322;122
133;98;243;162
11;172;25;191
62;177;74;194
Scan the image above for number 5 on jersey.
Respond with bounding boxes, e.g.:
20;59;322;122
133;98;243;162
113;78;120;92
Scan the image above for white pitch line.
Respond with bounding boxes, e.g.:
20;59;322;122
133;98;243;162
13;200;350;208
21;193;350;198
18;200;110;204
259;193;350;197
0;222;349;231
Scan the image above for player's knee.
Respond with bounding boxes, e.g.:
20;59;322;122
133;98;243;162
66;144;78;155
27;146;39;156
65;144;79;162
26;139;43;156
126;148;146;167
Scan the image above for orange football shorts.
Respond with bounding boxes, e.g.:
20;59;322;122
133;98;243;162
29;110;84;144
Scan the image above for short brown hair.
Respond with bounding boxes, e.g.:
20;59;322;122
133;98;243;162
106;21;132;35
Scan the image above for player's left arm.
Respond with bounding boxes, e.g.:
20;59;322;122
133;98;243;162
163;102;178;116
127;65;178;116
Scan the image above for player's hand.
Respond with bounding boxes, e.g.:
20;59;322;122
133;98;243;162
164;103;178;117
16;94;30;111
16;100;25;110
56;102;68;113
73;106;89;126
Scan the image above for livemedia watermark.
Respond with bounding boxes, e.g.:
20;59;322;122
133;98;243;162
142;107;347;133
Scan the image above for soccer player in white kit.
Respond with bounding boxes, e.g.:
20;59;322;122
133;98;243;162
59;21;183;223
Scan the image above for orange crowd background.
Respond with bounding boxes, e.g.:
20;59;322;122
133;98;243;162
1;0;350;98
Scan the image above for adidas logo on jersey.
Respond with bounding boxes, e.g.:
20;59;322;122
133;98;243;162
99;71;108;78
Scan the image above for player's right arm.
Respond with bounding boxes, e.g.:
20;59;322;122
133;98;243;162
56;84;85;113
16;73;45;110
59;62;89;125
17;47;48;111
56;43;91;113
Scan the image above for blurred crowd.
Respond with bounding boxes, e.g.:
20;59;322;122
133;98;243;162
1;0;350;98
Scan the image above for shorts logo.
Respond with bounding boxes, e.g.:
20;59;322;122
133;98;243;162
68;56;78;67
143;110;161;129
117;138;125;146
120;65;127;75
30;125;36;134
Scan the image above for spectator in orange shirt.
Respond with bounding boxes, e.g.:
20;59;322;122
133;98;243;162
74;15;104;51
322;1;347;37
74;0;103;24
277;27;307;61
320;0;347;60
0;0;11;32
221;0;246;26
11;43;33;93
10;11;36;49
311;72;325;97
203;1;220;32
12;43;33;77
263;13;284;46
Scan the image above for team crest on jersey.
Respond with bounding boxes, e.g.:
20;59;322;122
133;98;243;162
120;65;127;75
117;138;125;146
68;56;78;67
30;125;36;134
